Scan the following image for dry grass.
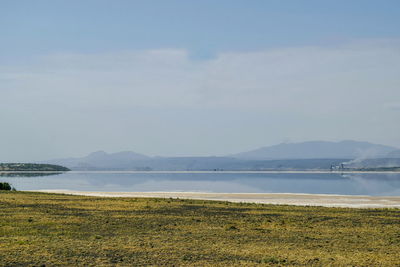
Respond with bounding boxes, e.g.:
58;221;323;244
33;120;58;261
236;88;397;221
1;191;399;266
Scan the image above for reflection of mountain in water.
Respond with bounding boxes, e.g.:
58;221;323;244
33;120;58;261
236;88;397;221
339;173;400;196
4;172;399;196
0;172;64;178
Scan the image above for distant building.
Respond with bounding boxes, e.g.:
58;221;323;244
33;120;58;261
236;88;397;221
330;163;346;171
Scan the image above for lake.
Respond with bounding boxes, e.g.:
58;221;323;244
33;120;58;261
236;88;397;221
1;171;400;196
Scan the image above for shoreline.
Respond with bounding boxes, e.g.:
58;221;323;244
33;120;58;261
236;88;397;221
32;190;400;208
2;170;400;174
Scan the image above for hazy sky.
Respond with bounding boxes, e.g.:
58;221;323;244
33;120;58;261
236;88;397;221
1;0;400;161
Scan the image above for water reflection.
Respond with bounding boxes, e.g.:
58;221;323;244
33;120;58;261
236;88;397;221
1;172;400;196
0;172;63;177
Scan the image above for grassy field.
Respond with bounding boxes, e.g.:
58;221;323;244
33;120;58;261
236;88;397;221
1;192;399;266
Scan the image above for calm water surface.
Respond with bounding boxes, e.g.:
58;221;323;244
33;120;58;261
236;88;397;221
1;172;400;196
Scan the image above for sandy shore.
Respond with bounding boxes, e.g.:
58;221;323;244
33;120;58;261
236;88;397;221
33;190;400;208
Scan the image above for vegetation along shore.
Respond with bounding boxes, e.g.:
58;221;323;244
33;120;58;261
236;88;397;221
0;163;70;172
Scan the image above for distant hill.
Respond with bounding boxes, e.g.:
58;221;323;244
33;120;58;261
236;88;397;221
386;150;400;158
43;153;349;171
342;149;400;169
44;151;150;170
44;153;243;170
42;141;399;171
344;158;400;169
231;140;397;160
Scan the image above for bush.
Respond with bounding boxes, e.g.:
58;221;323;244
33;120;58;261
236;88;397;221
0;182;12;191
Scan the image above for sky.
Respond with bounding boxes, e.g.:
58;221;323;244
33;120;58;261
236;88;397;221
1;0;400;161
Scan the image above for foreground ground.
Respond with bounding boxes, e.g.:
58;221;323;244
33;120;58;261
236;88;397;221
1;192;399;266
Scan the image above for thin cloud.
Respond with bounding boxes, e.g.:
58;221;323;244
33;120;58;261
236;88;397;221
0;39;399;160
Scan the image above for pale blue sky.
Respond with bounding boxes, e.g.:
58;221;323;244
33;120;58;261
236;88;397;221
1;1;400;161
1;0;400;60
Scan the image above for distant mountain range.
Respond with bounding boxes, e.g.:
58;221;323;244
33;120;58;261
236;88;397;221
387;149;400;158
231;140;397;160
45;151;150;170
42;140;400;171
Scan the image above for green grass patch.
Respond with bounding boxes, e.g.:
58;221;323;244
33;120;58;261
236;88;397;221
0;191;399;266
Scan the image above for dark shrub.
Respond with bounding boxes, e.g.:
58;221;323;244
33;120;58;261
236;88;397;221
0;182;12;191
